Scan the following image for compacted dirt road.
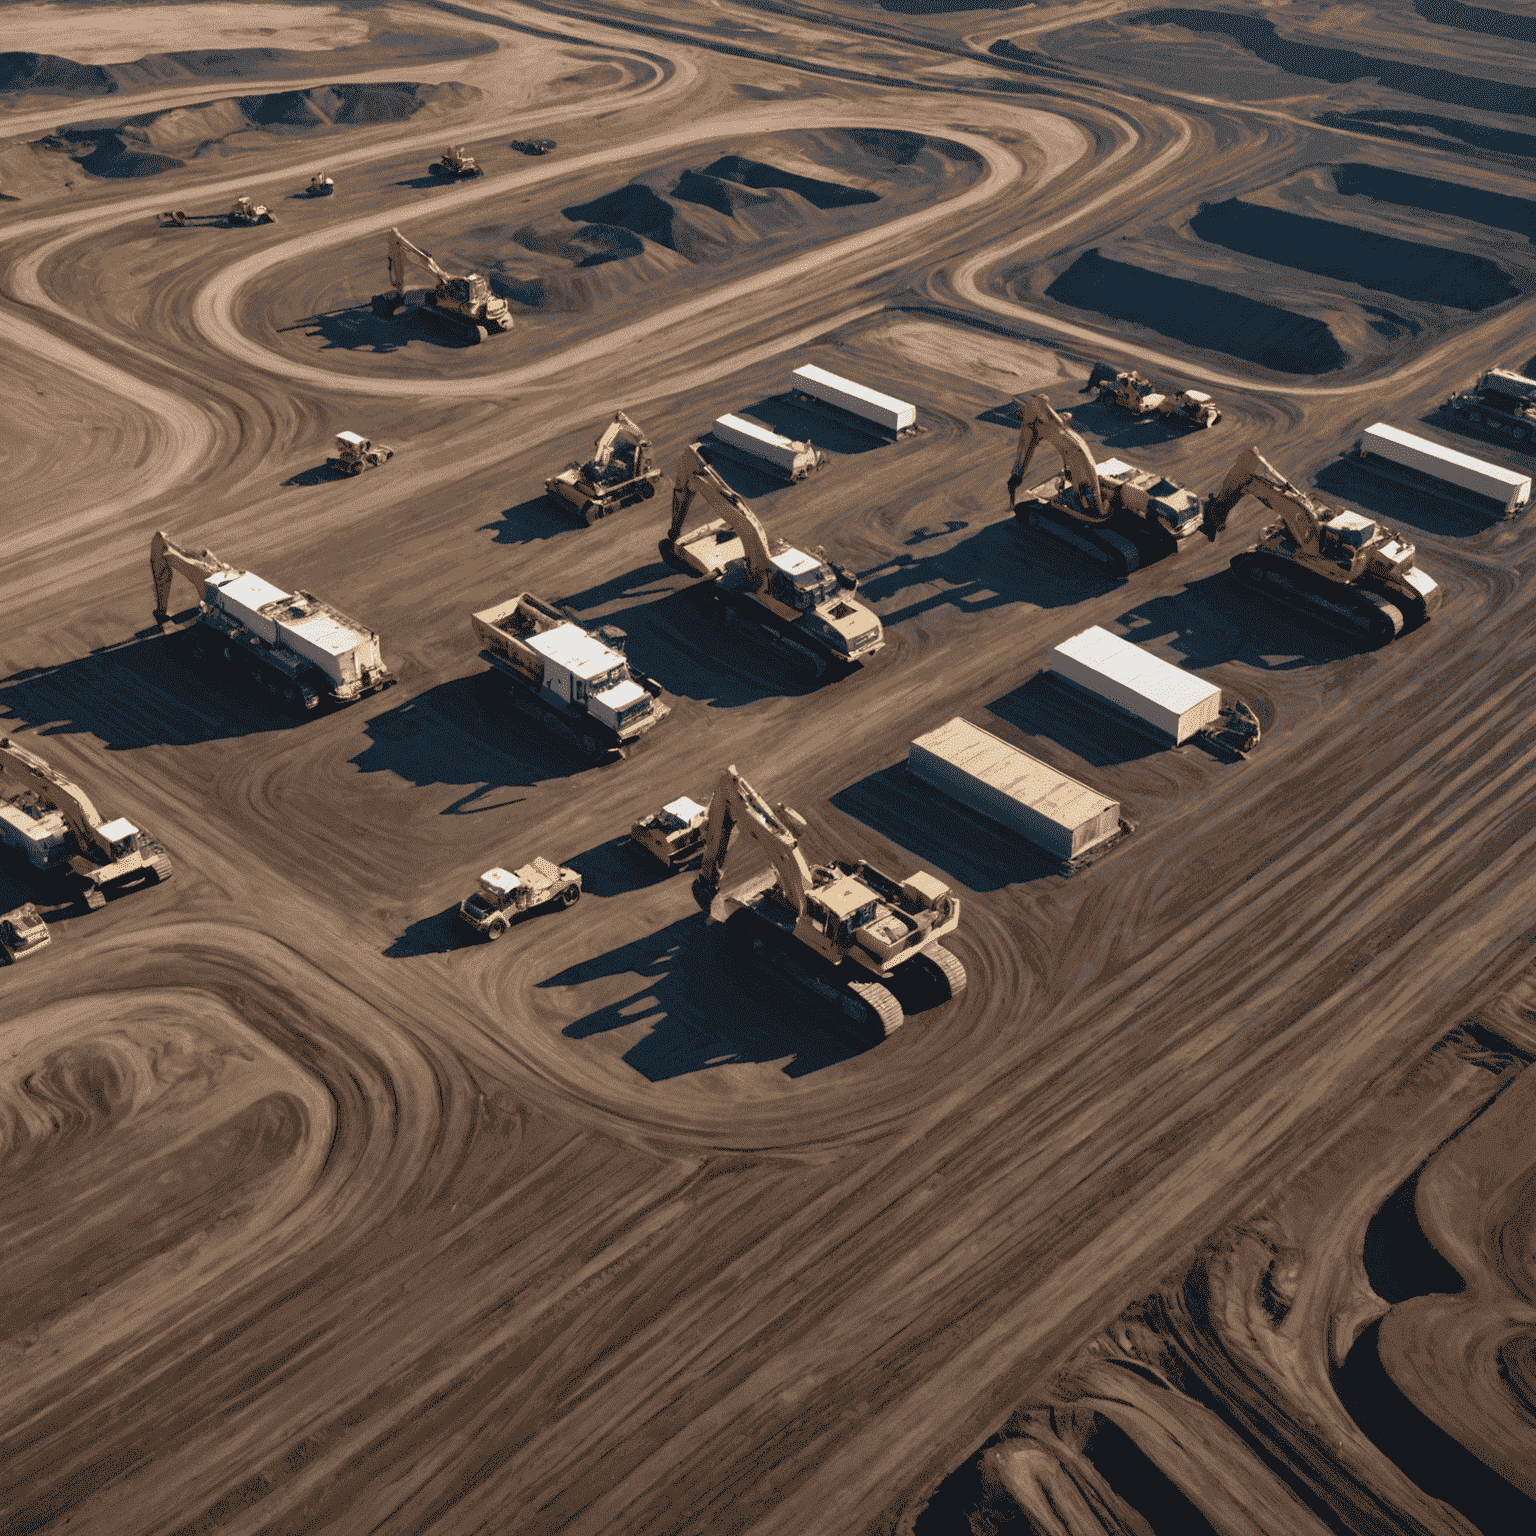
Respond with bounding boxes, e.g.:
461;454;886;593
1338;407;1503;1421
3;1;1535;1531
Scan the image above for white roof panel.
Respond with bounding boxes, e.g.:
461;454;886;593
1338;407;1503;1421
526;622;624;680
1052;625;1219;713
1364;422;1529;489
482;867;520;893
715;413;796;450
770;548;821;579
792;364;913;417
95;816;138;842
209;570;289;608
663;796;707;823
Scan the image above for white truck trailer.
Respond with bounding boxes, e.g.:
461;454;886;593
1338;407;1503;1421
1357;423;1530;518
710;414;826;482
1049;626;1221;745
790;364;917;438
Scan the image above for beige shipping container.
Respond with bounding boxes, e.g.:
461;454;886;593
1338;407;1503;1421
1049;626;1220;744
909;717;1120;861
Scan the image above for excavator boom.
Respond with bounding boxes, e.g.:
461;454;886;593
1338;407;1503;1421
591;412;649;474
0;737;103;854
151;528;234;624
387;227;448;297
1201;447;1323;548
1008;394;1106;519
695;764;813;913
667;444;776;582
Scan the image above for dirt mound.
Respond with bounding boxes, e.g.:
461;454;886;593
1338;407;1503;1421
699;155;878;209
1043;249;1347;375
561;183;684;251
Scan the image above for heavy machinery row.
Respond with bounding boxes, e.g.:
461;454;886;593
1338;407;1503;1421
10;335;1533;1036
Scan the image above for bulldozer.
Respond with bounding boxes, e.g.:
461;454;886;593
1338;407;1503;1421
306;171;335;196
328;431;393;476
1007;393;1204;575
228;196;277;225
1088;361;1220;430
694;764;965;1040
1201;447;1441;644
630;794;711;871
546;412;663;523
0;903;50;963
0;737;172;910
661;443;883;677
371;227;513;345
431;145;482;178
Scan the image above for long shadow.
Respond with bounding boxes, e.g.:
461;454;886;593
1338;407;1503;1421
556;560;677;614
483;492;579;545
734;394;884;457
1114;573;1361;671
395;172;464;190
1043;251;1346;375
1060;393;1196;450
384;906;463;958
831;762;1057;893
565;837;675;899
1191;199;1517;310
1333;1319;1536;1535
0;629;297;749
987;673;1167;768
1314;456;1498;538
1413;0;1536;45
546;917;870;1080
282;463;338;487
351;675;570;794
1332;163;1536;241
307;305;475;352
1362;1170;1465;1305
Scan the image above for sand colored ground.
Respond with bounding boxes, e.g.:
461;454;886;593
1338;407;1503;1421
0;3;372;61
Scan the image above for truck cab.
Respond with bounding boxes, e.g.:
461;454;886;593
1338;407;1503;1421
0;903;50;962
458;858;581;939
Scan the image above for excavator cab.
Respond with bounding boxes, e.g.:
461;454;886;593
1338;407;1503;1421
96;817;141;863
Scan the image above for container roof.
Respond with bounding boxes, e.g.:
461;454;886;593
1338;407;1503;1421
96;816;138;842
1052;626;1220;713
1364;422;1530;488
792;363;913;416
526;622;624;680
770;548;821;580
209;570;289;609
715;413;795;449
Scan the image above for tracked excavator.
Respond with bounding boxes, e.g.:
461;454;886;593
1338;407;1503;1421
371;227;513;345
1201;447;1441;644
694;764;965;1040
661;444;883;677
431;145;482;178
1007;393;1204;576
0;738;172;910
1088;362;1221;430
546;412;663;523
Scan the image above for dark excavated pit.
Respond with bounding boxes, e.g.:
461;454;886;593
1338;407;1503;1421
1331;163;1536;240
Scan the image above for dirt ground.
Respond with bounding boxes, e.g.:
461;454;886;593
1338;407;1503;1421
3;0;1535;1532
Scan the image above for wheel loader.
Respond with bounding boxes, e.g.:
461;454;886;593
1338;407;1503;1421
431;145;482;178
1007;393;1204;575
458;857;580;939
1201;447;1441;644
307;171;335;196
328;431;393;476
371;227;512;345
1088;361;1220;430
693;764;965;1041
546;412;662;523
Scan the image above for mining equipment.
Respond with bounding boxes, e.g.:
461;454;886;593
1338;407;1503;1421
1445;368;1536;446
0;737;172;911
371;227;513;345
708;414;826;482
328;431;393;476
150;530;396;711
228;196;277;225
0;903;50;962
661;444;883;676
458;857;580;939
511;138;556;154
307;171;335;196
630;794;710;870
694;764;965;1039
1196;699;1262;762
546;412;662;523
472;592;669;760
1007;393;1204;575
1088;361;1220;430
1201;447;1441;643
431;145;482;178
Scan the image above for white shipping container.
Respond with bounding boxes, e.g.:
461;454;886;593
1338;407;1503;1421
1361;422;1530;515
792;364;916;433
910;718;1120;860
206;570;289;643
712;414;811;477
277;612;361;685
1049;626;1221;744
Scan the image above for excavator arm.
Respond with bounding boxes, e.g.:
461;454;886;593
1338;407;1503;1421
386;227;449;298
695;764;814;914
591;412;649;474
0;737;103;856
1201;447;1324;549
666;444;776;584
151;529;234;625
1007;394;1106;519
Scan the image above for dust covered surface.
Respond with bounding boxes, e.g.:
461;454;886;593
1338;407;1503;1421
5;0;1536;1532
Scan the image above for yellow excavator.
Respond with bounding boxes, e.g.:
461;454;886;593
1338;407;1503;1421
1201;447;1441;644
1007;393;1204;576
371;227;513;345
694;763;965;1039
661;444;883;677
545;412;663;523
0;737;172;910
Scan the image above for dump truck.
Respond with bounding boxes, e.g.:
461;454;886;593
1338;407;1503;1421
151;530;396;712
661;443;882;677
1202;447;1441;644
1445;368;1536;446
695;764;965;1039
1088;362;1220;430
0;903;50;962
431;145;482;178
1007;393;1204;575
630;794;710;870
228;197;277;226
371;227;512;345
0;737;172;911
511;138;556;155
306;171;335;196
546;412;662;523
458;856;580;939
473;592;669;760
328;431;393;476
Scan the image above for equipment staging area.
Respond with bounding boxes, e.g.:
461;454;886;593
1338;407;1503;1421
3;0;1536;1532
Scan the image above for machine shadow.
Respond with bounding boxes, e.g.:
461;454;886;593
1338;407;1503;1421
565;837;675;899
483;493;579;544
831;763;1057;894
307;306;476;352
693;444;802;502
547;918;870;1080
282;463;339;487
1061;394;1197;450
986;674;1166;769
1313;457;1497;538
384;906;464;958
733;394;885;457
0;630;298;749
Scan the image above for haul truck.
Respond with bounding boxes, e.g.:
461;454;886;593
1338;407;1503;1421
1088;361;1221;430
0;737;172;910
151;530;395;713
458;857;580;940
472;592;669;760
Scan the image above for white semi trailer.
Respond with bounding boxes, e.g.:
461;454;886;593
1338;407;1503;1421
710;414;826;482
1357;423;1531;518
